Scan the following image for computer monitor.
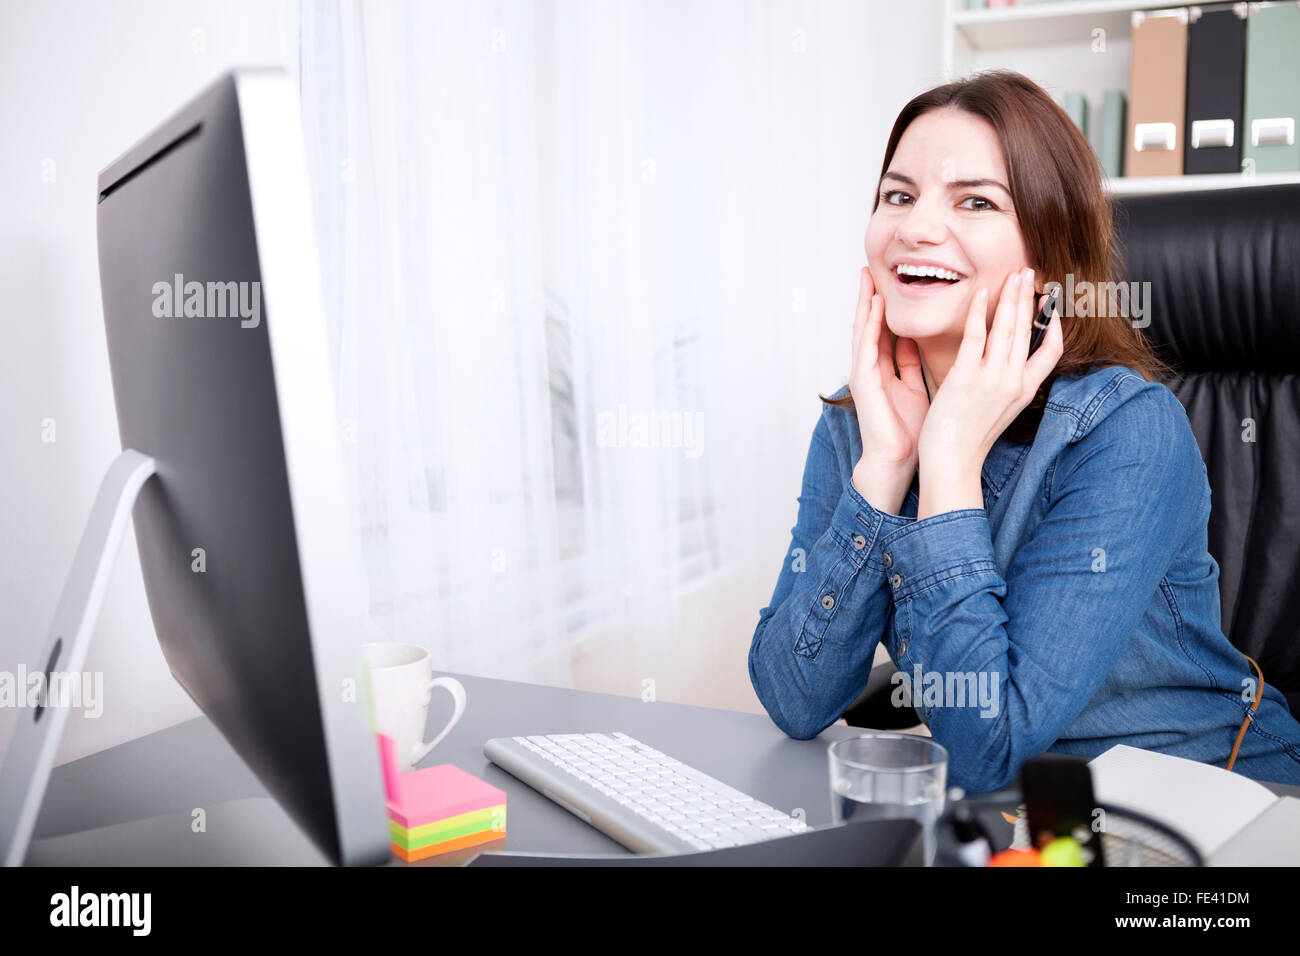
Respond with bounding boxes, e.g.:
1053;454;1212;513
0;69;391;866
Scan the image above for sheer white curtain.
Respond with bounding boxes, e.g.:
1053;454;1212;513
297;0;895;690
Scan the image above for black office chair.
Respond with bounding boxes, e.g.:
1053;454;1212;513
844;182;1300;730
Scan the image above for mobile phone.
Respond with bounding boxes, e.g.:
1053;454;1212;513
1028;285;1060;357
1021;754;1106;866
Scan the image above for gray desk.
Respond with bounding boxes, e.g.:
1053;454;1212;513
26;671;1300;866
28;672;872;865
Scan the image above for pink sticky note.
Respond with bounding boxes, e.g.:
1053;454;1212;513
387;764;507;829
376;733;402;805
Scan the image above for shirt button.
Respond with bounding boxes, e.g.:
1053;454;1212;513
883;552;893;567
821;594;835;610
891;573;902;589
899;640;909;656
852;534;866;551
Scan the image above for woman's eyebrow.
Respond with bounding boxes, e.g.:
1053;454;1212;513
880;171;1010;195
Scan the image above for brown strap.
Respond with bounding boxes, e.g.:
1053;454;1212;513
1225;655;1264;772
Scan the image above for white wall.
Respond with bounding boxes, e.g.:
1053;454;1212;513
0;0;298;766
0;0;941;770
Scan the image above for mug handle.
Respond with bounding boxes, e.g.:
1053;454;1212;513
410;676;467;768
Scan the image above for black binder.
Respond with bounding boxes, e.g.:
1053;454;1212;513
1184;3;1247;174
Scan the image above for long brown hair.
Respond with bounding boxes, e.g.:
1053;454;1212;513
822;69;1175;442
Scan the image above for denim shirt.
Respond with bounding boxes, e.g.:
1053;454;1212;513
749;364;1300;793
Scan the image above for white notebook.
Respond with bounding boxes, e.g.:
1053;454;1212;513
1087;745;1300;866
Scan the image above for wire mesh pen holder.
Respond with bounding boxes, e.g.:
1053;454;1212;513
1009;802;1203;866
938;789;1205;867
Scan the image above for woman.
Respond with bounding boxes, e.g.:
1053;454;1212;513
748;70;1300;794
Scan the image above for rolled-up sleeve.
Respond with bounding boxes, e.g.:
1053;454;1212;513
879;377;1202;793
749;413;913;739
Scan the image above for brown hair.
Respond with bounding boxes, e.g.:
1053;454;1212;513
821;69;1176;442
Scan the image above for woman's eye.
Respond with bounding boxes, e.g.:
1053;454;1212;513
881;190;996;211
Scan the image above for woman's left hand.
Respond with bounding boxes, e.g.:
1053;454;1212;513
917;267;1064;477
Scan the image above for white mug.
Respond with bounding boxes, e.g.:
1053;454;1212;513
362;642;467;773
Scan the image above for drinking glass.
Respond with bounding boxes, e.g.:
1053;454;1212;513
828;733;948;865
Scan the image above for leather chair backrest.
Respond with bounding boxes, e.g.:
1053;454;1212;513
1112;183;1300;713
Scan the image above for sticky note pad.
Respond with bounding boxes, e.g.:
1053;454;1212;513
389;805;504;847
390;807;505;854
386;763;508;829
391;828;505;862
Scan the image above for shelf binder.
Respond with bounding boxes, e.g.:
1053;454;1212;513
1064;90;1089;139
1242;1;1300;173
1092;90;1127;179
1126;8;1190;177
1184;3;1248;174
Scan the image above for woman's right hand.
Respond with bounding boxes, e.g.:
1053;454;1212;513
851;267;930;466
849;267;930;513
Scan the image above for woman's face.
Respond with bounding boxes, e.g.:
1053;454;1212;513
864;107;1035;342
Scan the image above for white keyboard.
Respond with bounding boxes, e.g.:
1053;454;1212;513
483;732;810;854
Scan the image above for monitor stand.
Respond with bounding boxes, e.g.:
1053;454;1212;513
0;450;157;866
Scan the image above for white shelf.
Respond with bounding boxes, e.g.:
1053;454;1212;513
1104;170;1300;194
941;1;1290;195
951;1;1198;51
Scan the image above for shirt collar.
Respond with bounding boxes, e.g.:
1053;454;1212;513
981;437;1033;500
975;365;1132;501
870;365;1134;507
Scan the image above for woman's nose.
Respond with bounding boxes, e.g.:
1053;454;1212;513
894;198;948;246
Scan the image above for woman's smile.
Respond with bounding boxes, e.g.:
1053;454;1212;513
891;263;971;299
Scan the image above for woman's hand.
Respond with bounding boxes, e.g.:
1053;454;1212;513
916;267;1063;509
850;266;930;467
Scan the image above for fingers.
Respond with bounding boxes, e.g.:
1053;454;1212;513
865;292;884;377
853;267;873;360
853;270;885;389
954;285;990;369
895;334;925;393
875;293;895;378
1007;272;1036;367
986;269;1026;367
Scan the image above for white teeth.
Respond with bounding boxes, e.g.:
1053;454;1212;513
896;263;962;281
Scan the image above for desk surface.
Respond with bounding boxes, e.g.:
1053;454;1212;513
28;671;1300;866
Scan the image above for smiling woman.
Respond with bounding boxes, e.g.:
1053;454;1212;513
824;69;1174;443
748;70;1300;793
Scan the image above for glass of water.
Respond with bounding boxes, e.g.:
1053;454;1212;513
828;733;949;866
